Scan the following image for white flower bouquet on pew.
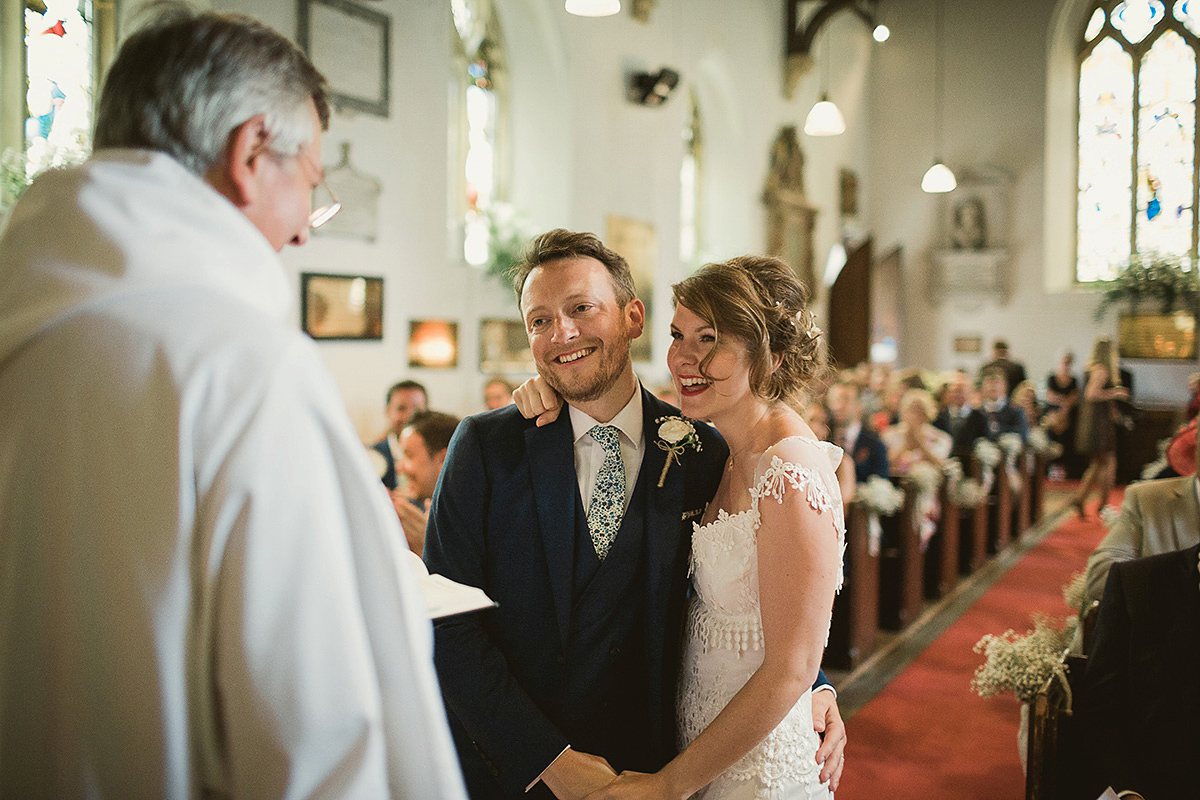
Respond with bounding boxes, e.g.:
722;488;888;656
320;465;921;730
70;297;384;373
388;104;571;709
1027;427;1063;460
971;572;1086;702
903;461;942;496
854;474;904;515
973;438;1003;468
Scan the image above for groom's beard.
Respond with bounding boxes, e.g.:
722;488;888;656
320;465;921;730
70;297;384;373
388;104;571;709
539;329;634;405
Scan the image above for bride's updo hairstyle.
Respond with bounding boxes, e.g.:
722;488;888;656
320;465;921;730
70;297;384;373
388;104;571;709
672;255;825;402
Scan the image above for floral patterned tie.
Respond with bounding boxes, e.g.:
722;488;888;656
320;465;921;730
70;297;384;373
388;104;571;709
587;425;626;561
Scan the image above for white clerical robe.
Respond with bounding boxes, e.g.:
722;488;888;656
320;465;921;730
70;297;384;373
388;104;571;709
0;150;466;799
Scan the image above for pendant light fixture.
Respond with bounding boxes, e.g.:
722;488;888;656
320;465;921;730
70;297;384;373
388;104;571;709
565;0;620;17
921;0;956;193
804;27;845;137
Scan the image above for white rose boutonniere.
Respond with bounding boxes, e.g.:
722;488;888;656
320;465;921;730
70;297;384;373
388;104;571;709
655;415;702;487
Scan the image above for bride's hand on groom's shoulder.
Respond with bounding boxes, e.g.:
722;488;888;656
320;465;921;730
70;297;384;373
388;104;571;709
513;375;563;427
582;771;673;800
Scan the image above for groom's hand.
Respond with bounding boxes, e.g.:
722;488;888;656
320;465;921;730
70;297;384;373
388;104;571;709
812;690;846;791
514;375;563;427
540;747;617;800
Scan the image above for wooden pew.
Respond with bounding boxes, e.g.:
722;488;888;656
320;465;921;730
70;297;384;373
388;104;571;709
1017;447;1033;534
1031;451;1047;524
965;457;989;573
992;457;1013;552
823;501;879;670
879;482;924;631
1025;653;1087;800
925;473;958;599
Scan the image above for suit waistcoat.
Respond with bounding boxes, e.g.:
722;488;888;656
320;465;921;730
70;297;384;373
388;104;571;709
561;469;658;771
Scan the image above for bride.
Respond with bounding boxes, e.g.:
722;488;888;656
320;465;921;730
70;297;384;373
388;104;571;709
522;256;845;799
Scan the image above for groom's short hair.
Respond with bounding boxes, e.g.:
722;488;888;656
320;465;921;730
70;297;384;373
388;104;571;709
512;228;636;307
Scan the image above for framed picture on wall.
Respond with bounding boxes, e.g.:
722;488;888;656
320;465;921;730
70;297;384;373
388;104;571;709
301;273;384;340
479;319;534;373
409;320;459;368
298;0;390;117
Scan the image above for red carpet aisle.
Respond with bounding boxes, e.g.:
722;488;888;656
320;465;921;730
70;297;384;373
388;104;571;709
835;497;1116;799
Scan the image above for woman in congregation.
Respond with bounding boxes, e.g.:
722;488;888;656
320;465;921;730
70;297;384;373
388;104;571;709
1070;337;1129;517
880;388;952;477
522;256;844;799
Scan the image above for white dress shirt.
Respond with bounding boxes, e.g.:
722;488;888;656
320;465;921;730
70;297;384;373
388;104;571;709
569;388;646;512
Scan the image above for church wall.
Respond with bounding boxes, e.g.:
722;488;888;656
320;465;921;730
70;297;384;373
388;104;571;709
196;0;876;436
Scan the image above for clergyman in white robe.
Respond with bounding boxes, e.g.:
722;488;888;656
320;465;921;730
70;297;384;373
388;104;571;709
0;149;467;799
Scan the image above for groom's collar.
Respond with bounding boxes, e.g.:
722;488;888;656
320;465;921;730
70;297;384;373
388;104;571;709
568;385;645;448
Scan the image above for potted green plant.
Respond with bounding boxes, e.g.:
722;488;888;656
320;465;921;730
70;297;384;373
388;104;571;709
1093;252;1200;321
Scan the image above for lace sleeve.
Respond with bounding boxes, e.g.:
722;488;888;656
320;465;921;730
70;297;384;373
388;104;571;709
749;454;836;519
749;448;846;595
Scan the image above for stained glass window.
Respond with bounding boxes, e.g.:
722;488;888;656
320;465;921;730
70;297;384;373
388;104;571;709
1077;1;1199;282
24;0;94;174
452;0;506;267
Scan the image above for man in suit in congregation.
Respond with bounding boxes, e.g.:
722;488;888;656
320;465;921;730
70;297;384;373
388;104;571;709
826;379;889;482
951;365;1028;461
1070;542;1200;799
1082;422;1200;608
424;229;845;799
371;379;428;489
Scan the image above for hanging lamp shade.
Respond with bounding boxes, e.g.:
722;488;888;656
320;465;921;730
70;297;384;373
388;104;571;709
921;161;957;193
565;0;620;16
804;94;846;137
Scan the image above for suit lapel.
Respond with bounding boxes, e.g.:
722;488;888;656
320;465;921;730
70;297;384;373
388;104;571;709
526;413;578;647
640;392;686;626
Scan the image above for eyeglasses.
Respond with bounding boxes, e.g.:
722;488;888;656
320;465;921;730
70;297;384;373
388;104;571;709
309;175;341;230
271;147;342;230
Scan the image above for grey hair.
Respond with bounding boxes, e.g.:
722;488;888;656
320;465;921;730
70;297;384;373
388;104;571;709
94;2;330;176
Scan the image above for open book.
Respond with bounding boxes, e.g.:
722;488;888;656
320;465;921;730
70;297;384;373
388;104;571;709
402;550;497;620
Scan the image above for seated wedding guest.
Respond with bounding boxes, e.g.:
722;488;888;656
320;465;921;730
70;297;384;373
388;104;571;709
933;371;973;440
881;389;953;476
372;379;428;489
1082;420;1200;608
951;366;1028;461
804;399;856;506
392;410;461;556
1010;379;1041;428
1070;543;1200;800
0;7;465;797
827;379;890;483
483;375;514;410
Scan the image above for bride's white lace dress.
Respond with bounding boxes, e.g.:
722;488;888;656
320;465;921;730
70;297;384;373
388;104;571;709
679;437;845;799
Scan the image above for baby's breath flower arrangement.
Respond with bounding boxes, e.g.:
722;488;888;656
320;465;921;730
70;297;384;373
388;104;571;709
1027;427;1063;460
971;614;1077;702
951;476;987;508
853;475;903;515
971;572;1086;703
903;461;942;496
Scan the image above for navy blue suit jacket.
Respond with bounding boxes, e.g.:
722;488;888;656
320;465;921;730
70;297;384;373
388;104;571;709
850;427;890;484
424;388;728;796
951;403;1028;462
370;437;397;490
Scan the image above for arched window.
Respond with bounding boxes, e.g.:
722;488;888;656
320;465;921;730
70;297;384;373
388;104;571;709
1076;0;1199;282
2;0;114;203
679;91;703;266
451;0;507;267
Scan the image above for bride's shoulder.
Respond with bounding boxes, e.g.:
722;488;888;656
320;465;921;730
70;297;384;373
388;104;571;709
757;434;841;473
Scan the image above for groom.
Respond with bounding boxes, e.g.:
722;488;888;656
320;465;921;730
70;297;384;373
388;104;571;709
425;229;845;799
